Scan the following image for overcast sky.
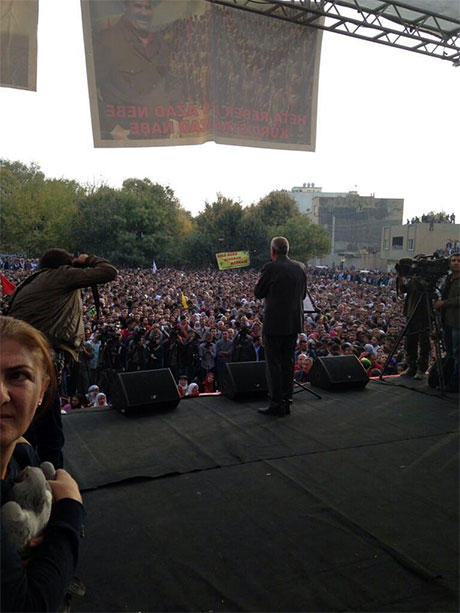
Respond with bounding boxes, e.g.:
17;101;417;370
1;0;459;220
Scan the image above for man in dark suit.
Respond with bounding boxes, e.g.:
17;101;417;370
254;237;307;416
246;335;265;362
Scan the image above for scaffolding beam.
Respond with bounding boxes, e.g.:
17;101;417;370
207;0;460;65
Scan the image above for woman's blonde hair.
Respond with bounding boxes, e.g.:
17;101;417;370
0;316;56;414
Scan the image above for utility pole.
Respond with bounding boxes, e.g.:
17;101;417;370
331;214;336;263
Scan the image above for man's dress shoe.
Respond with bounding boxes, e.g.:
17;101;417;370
258;405;289;416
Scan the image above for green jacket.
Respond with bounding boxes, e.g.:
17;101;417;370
8;255;117;360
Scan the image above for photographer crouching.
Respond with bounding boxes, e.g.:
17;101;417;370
6;249;117;466
434;252;460;392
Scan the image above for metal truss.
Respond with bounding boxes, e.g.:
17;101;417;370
207;0;460;65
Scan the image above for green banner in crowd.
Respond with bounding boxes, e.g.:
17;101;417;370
216;251;250;270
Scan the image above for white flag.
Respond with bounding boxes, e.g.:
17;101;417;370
152;260;158;274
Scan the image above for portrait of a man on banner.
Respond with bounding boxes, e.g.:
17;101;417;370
91;0;186;141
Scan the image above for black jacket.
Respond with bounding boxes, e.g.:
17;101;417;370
246;343;266;362
254;255;307;336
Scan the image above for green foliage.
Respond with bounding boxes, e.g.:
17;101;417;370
195;195;244;249
1;160;81;255
235;212;270;268
251;190;300;230
72;179;189;266
183;191;328;268
181;195;246;267
278;215;331;263
0;159;330;268
71;186;128;259
180;230;216;268
0;159;44;195
425;210;450;219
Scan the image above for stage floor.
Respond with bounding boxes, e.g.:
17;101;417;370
63;380;459;612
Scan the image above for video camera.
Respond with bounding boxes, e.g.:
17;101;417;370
99;325;119;343
395;254;449;284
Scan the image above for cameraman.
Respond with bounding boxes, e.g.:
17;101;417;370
99;325;123;371
396;274;430;380
434;252;460;392
127;330;147;371
198;332;217;379
231;325;253;362
7;249;117;466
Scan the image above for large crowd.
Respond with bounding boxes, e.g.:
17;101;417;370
1;257;424;407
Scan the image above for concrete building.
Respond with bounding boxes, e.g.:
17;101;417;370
289;183;346;214
380;222;460;270
288;184;404;267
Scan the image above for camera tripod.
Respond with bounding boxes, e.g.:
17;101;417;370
380;283;446;395
295;289;322;399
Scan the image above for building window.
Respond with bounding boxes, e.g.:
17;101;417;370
407;238;414;251
392;236;404;250
383;239;389;250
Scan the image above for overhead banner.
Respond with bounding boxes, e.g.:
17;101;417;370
216;251;250;270
0;0;38;91
81;0;322;151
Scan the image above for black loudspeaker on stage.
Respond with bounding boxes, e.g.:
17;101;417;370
111;368;181;414
222;361;268;400
309;355;369;391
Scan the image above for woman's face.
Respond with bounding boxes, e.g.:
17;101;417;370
97;395;107;406
0;338;49;448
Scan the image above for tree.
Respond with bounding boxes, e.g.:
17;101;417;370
120;178;187;266
73;179;191;266
236;212;270;268
195;195;244;249
0;159;329;268
277;215;331;263
0;160;81;255
0;160;45;254
32;179;81;251
71;186;128;259
251;191;300;230
180;230;216;268
184;195;245;267
0;159;44;197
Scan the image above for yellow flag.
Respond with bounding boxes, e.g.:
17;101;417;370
181;293;188;309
